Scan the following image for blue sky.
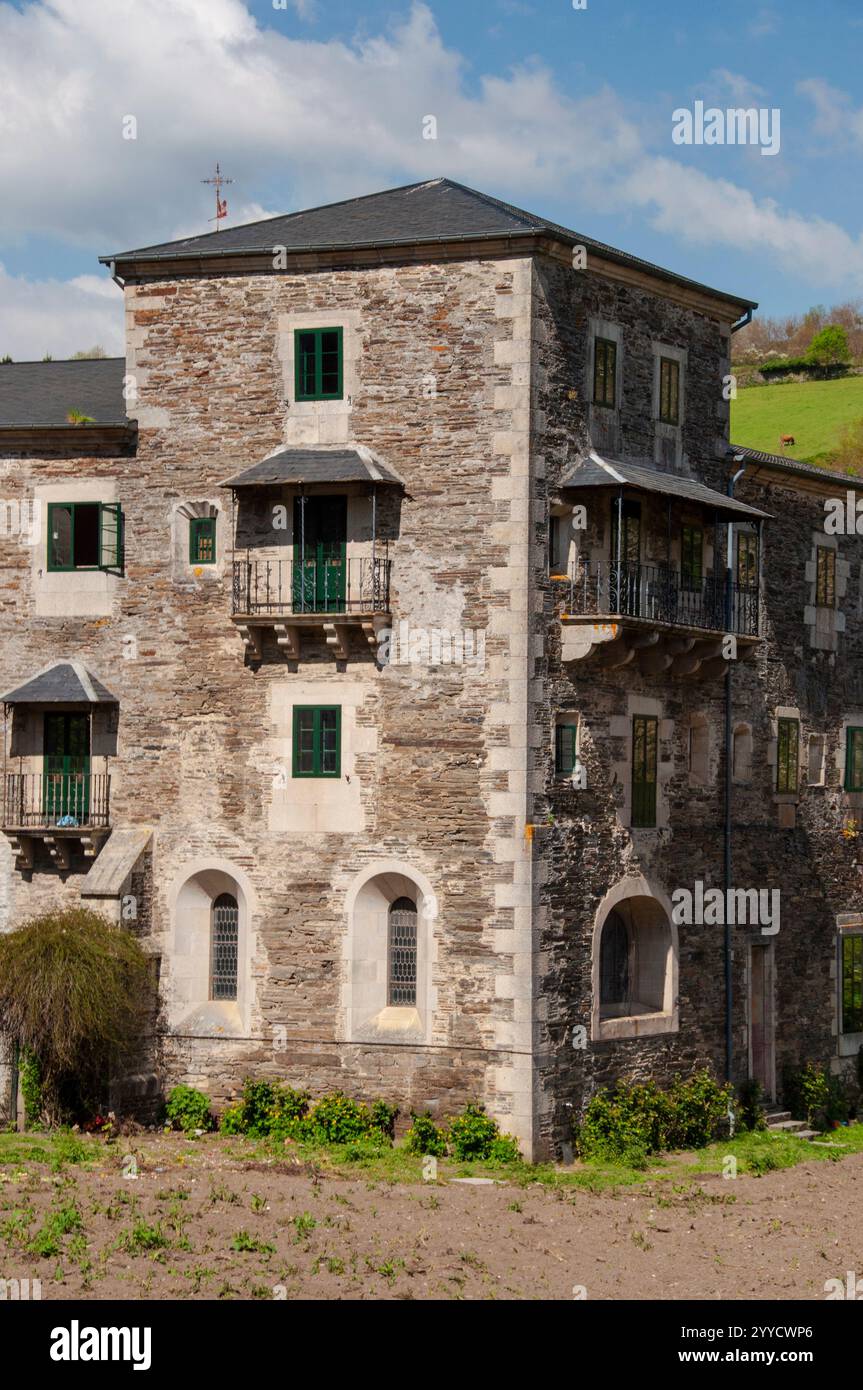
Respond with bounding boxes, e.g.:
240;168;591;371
1;0;861;356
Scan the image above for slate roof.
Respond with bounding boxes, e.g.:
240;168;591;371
2;661;119;706
101;178;757;311
221;446;403;489
0;358;127;429
559;451;771;520
727;444;859;491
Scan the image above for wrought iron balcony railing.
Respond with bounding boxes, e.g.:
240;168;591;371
3;772;111;830
563;561;760;638
231;555;392;617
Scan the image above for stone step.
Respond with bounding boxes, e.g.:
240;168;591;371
764;1109;792;1123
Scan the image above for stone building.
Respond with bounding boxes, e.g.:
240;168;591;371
0;179;861;1156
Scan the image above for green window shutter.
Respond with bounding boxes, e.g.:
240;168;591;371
593;337;617;408
293;706;341;778
190;516;216;564
659;357;680;424
47;503;74;571
555;724;577;777
99;502;123;571
845;728;863;792
841;935;863;1034
737;532;758;590
294;328;343;401
631;714;658;827
776;718;800;793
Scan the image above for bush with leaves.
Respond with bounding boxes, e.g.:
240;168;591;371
404;1111;447;1156
0;907;151;1124
575;1071;734;1162
447;1102;522;1162
165;1085;213;1133
738;1078;767;1132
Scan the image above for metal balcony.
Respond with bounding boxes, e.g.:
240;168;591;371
2;772;111;869
230;554;392;661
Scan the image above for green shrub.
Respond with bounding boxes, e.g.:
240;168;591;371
217;1080;311;1139
487;1134;522;1166
784;1061;843;1129
404;1111;447;1156
19;1048;43;1129
165;1085;213;1134
0;907;151;1123
447;1103;501;1161
369;1100;399;1139
219;1103;246;1135
306;1092;373;1145
576;1071;733;1161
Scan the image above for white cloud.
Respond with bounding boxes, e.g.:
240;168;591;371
798;78;863;146
621;157;863;292
0;0;861;353
703;69;767;106
0;264;123;360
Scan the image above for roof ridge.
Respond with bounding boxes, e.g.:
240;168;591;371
0;357;124;367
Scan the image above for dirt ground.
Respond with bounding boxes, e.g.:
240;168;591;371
3;1133;862;1300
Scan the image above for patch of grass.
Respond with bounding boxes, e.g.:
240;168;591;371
29;1203;82;1258
0;1129;95;1172
232;1229;275;1254
731;375;863;467
118;1221;170;1254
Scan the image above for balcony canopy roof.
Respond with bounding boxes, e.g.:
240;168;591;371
2;660;119;706
559;451;771;522
220;445;403;490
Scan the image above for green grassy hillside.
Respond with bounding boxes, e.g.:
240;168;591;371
730;374;863;467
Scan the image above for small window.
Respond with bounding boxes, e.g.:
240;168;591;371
47;501;123;572
816;546;836;608
842;934;863;1034
632;714;658;827
295;327;343;401
189;516;216;565
593;337;617;409
659;357;680;424
293;705;341;778
610;498;641;566
388;897;417;1006
211;893;239;1001
776;717;799;794
736;532;758;591
680;525;703;591
845;728;863;792
555;722;578;777
599;912;631;1016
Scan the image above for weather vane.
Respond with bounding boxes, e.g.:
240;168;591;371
201;162;233;229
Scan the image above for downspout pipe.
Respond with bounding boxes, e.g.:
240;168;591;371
724;463;747;1086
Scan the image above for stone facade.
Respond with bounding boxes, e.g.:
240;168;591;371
1;195;861;1158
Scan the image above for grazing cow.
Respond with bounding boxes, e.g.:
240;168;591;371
779;434;795;449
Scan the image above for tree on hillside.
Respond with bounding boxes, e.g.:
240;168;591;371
806;324;852;369
0;355;12;364
833;418;863;477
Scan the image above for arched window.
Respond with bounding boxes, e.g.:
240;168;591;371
600;911;631;1016
211;893;239;1001
388;897;417;1006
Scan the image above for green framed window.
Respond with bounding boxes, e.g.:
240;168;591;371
842;934;863;1034
189;515;216;565
292;706;341;778
776;717;799;793
659;356;680;424
593;336;617;408
631;714;658;828
294;327;343;401
815;546;836;607
845;727;863;792
47;501;123;572
737;531;758;590
555;723;577;777
680;524;703;591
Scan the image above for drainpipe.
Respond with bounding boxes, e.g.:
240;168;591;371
724;463;747;1086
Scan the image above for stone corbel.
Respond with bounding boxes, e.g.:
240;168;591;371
237;624;263;659
323;622;351;660
44;836;71;871
8;834;34;870
273;623;301;659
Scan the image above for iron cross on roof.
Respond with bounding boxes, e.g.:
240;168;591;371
201;162;234;229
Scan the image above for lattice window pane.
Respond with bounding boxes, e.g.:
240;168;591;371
388;897;417;1006
211;893;239;1001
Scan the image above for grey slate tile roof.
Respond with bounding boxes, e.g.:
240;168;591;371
2;660;119;705
727;444;859;491
221;446;403;488
560;451;771;520
101;178;757;311
0;358;128;429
